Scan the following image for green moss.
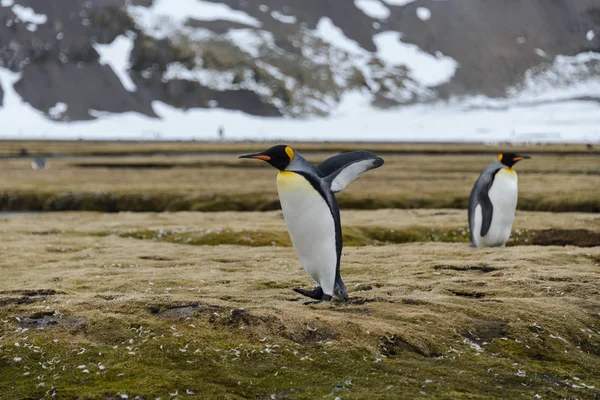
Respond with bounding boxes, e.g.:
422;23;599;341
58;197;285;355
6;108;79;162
119;228;292;247
508;228;600;247
343;227;430;246
2;310;599;399
518;197;600;213
113;226;599;248
116;226;451;248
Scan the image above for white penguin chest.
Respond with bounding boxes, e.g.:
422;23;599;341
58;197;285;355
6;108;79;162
481;168;518;246
489;168;518;216
276;171;337;294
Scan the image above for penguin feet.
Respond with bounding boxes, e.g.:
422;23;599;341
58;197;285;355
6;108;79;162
293;287;332;302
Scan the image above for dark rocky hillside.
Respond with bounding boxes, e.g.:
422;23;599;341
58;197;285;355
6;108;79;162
0;0;598;122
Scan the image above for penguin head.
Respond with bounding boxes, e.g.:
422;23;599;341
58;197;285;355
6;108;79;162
238;144;295;170
497;153;531;168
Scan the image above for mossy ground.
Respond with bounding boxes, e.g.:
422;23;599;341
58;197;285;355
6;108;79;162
0;141;598;398
114;225;600;247
1;210;599;399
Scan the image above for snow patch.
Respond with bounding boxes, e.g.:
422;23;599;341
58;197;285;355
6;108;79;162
416;7;431;21
382;0;415;6
127;2;439;114
310;18;434;108
129;0;261;39
354;0;391;19
163;58;281;109
587;30;595;41
48;102;68;120
331;90;374;116
270;10;296;24
0;68;71;133
159;29;289;111
2;63;598;144
227;29;275;58
11;4;47;25
0;0;14;7
373;31;458;86
93;34;137;92
507;52;600;103
315;17;364;56
163;63;234;91
534;48;549;58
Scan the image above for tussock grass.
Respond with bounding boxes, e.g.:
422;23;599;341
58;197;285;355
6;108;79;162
1;211;600;398
114;226;600;247
0;150;598;213
0;141;598;397
0;191;597;213
119;228;293;247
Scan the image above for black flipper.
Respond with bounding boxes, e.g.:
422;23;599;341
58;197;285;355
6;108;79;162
293;287;332;301
321;153;384;193
468;166;500;245
317;151;383;177
478;190;494;237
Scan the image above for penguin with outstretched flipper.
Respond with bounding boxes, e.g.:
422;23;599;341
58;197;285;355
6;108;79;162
239;145;384;301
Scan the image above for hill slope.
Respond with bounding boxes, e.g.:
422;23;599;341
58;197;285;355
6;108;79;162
0;0;599;140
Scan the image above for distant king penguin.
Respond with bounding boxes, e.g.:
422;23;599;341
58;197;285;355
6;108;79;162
239;145;384;301
468;153;531;248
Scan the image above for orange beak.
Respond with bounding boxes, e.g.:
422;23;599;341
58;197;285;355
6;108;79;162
238;152;271;161
512;154;531;162
250;155;271;161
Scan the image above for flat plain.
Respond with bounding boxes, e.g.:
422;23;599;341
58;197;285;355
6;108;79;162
0;141;599;399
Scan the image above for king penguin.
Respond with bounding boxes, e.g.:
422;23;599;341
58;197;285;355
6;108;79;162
468;152;531;248
239;145;384;301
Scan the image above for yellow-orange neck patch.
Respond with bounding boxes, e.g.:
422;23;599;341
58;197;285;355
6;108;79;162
497;154;503;162
285;146;294;162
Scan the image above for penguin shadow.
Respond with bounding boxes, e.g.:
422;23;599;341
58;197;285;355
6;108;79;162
284;282;387;308
304;297;381;317
282;296;330;306
284;291;383;311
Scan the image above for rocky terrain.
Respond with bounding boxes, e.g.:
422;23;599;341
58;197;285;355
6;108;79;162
0;0;599;125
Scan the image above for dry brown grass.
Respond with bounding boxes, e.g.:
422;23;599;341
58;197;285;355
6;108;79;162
2;209;598;237
0;141;599;398
1;211;599;398
0;151;598;212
